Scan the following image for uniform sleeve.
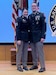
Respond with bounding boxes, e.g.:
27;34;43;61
16;17;21;40
41;14;46;39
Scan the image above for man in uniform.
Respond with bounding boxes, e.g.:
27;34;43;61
16;9;29;72
28;3;46;72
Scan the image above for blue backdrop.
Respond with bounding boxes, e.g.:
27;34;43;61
0;0;56;43
40;0;56;43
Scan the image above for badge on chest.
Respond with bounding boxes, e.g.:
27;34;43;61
35;15;40;21
35;15;40;24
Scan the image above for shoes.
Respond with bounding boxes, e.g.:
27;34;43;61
23;66;28;71
17;67;23;72
29;65;38;70
39;68;46;72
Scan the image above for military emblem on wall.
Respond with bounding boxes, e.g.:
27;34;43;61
49;4;56;36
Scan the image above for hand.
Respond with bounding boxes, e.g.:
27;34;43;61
17;40;21;45
40;38;45;43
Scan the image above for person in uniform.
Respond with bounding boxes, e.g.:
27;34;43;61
28;2;46;72
16;9;29;72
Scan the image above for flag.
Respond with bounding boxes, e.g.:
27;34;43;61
23;0;28;9
18;0;28;9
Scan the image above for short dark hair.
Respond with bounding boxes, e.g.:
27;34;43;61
32;2;37;6
32;2;37;4
22;8;28;12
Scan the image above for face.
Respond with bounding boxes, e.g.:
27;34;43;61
23;9;28;17
32;3;38;12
